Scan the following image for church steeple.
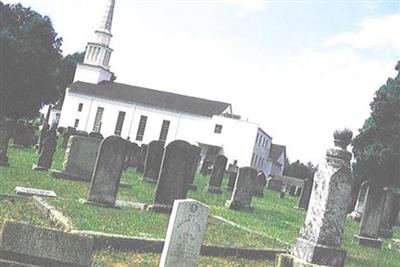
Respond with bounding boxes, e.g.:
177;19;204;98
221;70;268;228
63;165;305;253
73;0;116;84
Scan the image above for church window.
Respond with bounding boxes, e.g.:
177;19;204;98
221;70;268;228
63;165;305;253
103;51;111;66
136;115;148;141
87;46;93;60
159;120;170;142
94;47;101;61
74;119;79;128
214;124;223;134
114;111;126;136
78;103;83;112
93;107;104;133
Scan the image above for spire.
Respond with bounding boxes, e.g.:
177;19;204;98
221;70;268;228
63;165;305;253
98;0;115;35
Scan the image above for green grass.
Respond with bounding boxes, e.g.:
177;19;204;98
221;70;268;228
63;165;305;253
2;143;400;266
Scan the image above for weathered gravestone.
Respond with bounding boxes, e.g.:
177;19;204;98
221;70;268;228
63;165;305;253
348;180;368;222
88;131;103;139
0;119;12;166
37;122;49;154
353;185;385;248
12;120;27;148
225;161;239;191
62;127;76;148
128;142;141;168
186;145;201;191
143;140;165;183
137;144;148;174
226;167;257;212
15;187;57;198
159;199;209;267
200;159;211;176
297;178;314;210
149;140;193;213
50;136;102;181
33;125;57;171
254;172;267;197
86;136;127;207
76;130;89;137
0;221;93;267
276;130;354;267
378;187;396;238
207;155;228;194
266;177;283;192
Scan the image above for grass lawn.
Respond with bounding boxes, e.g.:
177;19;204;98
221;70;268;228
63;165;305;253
1;143;400;266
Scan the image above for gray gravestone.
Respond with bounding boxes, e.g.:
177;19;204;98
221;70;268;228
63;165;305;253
88;132;103;139
143;140;165;183
353;185;385;248
33;125;57;171
200;159;211;176
254;172;267;197
349;180;368;222
50;136;101;181
186;145;201;191
137;144;148;174
0;221;93;267
62;127;76;148
0;119;11;166
226;167;257;212
266;178;283;192
288;185;297;196
87;136;128;207
225;161;239;191
207;155;228;194
12;120;26;147
15;187;56;198
149;140;193;213
128;142;141;168
297;178;314;210
295;186;302;197
378;188;395;238
159;199;209;267
290;131;354;267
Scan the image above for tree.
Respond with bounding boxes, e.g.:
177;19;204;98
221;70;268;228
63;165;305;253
0;3;63;120
352;63;400;188
283;159;318;180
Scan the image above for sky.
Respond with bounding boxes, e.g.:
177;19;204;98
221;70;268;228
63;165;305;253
4;0;400;164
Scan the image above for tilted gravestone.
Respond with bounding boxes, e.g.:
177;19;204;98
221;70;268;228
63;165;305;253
143;140;165;183
353;185;385;248
159;199;209;267
0;119;12;166
226;167;257;212
225;161;239;191
277;130;354;267
0;221;93;267
297;178;314;210
33;125;57;171
149;140;193;213
378;187;396;238
50;136;101;182
86;136;128;207
186;145;201;191
348;180;368;222
207;155;228;194
254;172;267;197
137;144;148;174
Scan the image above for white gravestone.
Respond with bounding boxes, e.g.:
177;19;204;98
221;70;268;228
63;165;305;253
15;187;56;198
159;199;209;267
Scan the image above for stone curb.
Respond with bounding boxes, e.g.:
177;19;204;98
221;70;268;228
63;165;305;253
32;196;73;232
71;230;286;260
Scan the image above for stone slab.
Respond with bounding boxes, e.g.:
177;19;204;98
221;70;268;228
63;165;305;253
352;235;382;249
15;187;56;198
275;254;330;267
0;221;93;267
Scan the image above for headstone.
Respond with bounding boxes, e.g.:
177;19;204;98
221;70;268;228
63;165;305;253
0;221;93;267
389;194;400;227
128;142;141;168
149;140;193;213
50;136;102;181
295;186;302;197
297;178;314;210
254;172;267;197
86;136;128;207
159;199;209;267
62;127;76;148
348;180;368;222
88;131;103;139
225;161;239;191
226;167;257;212
378;188;395;238
288;185;297;196
200;159;211;176
289;130;354;267
76;130;89;137
33;125;57;171
12;120;25;147
0;119;12;166
353;185;384;248
15;187;57;198
207;155;228;194
266;178;283;192
143;141;165;183
186;145;201;191
37;122;49;154
137;144;148;174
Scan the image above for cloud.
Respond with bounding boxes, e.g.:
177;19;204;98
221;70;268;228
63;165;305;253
224;0;267;11
323;14;400;53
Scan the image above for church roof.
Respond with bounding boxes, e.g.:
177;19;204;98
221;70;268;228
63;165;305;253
68;81;231;117
269;144;286;163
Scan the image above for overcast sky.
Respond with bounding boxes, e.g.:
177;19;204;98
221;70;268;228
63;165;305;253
5;0;400;164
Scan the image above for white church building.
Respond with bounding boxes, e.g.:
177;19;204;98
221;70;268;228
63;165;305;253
57;0;286;176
